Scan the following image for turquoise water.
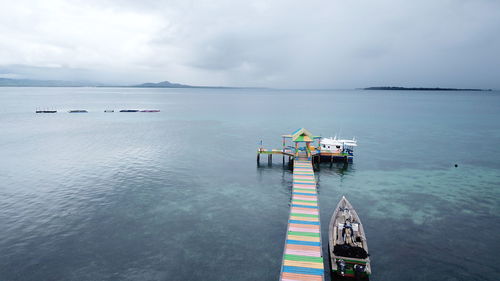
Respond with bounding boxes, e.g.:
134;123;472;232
0;87;499;280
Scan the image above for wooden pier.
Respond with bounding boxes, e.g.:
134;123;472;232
257;127;354;166
256;128;358;280
279;155;324;281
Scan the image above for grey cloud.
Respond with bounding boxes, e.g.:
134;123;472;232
0;0;499;88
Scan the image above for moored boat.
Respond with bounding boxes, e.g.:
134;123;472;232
68;110;88;113
35;110;57;113
319;137;357;162
320;137;357;154
139;109;160;112
119;109;139;112
329;196;371;279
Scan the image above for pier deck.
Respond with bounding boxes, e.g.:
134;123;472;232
279;158;324;281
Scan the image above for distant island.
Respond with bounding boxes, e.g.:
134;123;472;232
0;78;257;89
131;80;261;89
0;78;205;88
132;81;194;88
0;78;493;91
364;86;491;91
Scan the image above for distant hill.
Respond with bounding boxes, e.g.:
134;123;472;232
364;86;491;91
132;81;194;88
0;78;247;89
0;78;197;88
0;78;102;87
132;80;260;89
0;78;261;89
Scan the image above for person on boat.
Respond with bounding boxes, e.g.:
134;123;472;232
342;220;354;245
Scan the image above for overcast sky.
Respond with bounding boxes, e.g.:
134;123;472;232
0;0;499;88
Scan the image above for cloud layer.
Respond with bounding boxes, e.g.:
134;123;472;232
0;0;499;88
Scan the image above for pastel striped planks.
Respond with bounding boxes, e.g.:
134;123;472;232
279;160;324;281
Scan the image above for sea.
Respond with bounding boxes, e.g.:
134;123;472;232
0;87;499;281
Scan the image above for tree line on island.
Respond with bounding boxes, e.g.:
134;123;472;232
364;86;491;91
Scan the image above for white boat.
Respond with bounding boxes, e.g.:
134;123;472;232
318;137;357;163
319;136;357;154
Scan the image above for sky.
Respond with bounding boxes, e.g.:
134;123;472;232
0;0;499;88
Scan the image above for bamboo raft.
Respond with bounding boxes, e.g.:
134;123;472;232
279;157;324;281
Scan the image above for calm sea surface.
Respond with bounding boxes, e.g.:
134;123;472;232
0;87;499;281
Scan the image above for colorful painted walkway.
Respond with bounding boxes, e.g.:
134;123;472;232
279;159;324;281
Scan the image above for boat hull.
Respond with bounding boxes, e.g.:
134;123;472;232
331;260;370;280
329;197;371;279
318;153;353;163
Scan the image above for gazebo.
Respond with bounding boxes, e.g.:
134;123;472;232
282;128;321;159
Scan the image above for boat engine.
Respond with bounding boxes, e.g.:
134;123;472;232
354;264;366;273
354;264;366;280
337;259;346;276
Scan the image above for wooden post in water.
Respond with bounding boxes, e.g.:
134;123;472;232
282;136;286;166
330;155;333;168
257;153;260;164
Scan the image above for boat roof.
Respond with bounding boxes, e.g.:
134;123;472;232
321;137;358;146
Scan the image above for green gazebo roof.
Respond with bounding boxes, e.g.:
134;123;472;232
282;128;320;142
282;128;321;142
294;134;313;142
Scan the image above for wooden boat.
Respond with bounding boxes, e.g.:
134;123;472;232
329;196;371;279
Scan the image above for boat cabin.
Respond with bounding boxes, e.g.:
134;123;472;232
320;137;357;155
